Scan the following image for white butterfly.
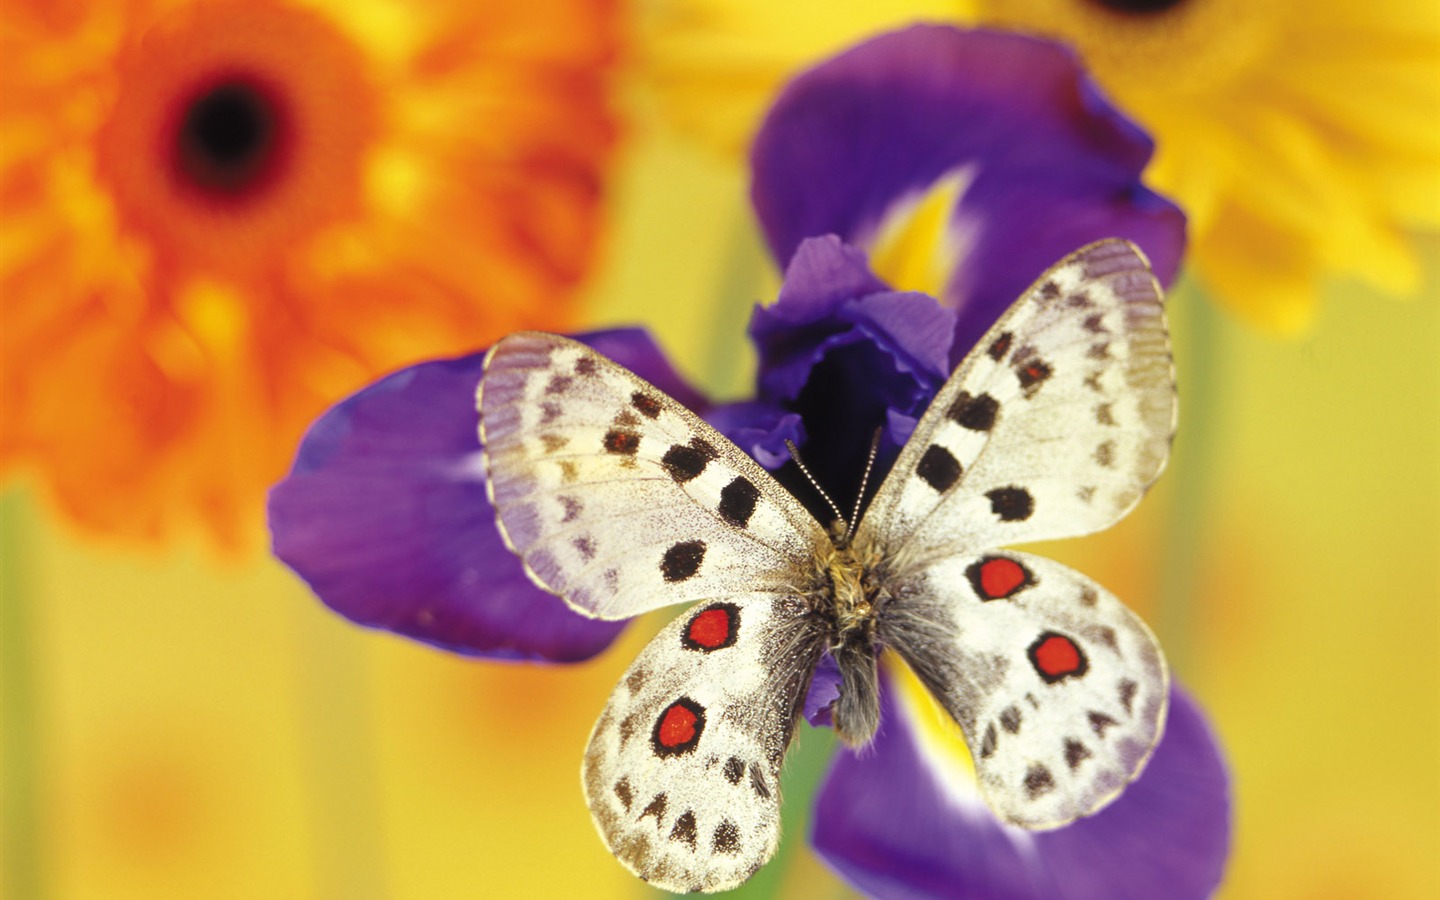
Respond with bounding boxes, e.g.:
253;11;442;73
477;239;1174;893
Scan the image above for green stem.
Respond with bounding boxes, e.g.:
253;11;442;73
724;727;838;900
700;216;770;399
1156;277;1225;677
2;490;44;900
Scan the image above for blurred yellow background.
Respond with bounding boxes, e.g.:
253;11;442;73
4;120;1437;899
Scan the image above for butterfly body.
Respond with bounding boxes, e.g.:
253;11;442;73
479;239;1175;893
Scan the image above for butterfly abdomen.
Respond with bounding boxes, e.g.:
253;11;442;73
808;534;890;746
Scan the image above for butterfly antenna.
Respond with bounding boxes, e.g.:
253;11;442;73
784;439;847;529
845;427;884;543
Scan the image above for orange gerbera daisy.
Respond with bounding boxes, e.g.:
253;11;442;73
0;0;618;548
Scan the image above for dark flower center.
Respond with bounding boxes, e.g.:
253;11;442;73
786;342;927;523
174;77;289;198
1086;0;1187;13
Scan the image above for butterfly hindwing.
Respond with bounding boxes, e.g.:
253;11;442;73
879;550;1168;829
582;591;826;893
479;332;827;619
858;239;1175;562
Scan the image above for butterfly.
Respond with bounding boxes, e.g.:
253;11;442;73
477;239;1174;893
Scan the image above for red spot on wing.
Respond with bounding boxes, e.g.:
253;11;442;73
978;558;1028;599
687;607;733;649
968;556;1033;601
658;703;699;747
1033;633;1084;679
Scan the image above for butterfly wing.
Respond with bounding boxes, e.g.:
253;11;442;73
583;591;826;893
479;332;828;619
857;239;1175;563
879;550;1167;828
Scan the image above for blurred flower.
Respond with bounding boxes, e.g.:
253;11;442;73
0;0;618;547
643;0;1440;331
272;27;1229;896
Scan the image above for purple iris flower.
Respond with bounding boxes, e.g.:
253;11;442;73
270;25;1228;899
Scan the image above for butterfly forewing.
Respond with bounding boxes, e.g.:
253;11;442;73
879;551;1168;828
583;592;826;893
857;239;1175;564
479;332;827;619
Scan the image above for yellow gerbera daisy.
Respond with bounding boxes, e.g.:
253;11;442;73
640;0;1440;331
0;0;618;548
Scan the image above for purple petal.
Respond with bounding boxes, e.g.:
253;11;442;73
704;401;807;470
750;25;1185;360
740;237;956;514
763;235;891;325
813;681;1230;899
803;652;843;728
269;328;702;662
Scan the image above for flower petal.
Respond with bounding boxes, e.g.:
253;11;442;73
269;328;701;661
813;681;1229;900
803;652;843;728
744;237;955;514
751;25;1185;358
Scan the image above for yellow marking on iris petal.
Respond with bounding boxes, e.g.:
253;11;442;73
867;167;977;299
888;660;978;787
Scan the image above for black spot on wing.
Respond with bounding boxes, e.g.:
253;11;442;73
723;757;745;785
631;391;662;419
1064;738;1092;770
999;706;1022;734
916;444;962;493
980;722;998;758
1119;679;1139;714
574;356;597;375
1016;359;1053;393
988;332;1014;361
639;793;668;824
986;487;1034;522
947;391;998;431
660;541;706;582
1024;764;1055;799
603;428;640;455
718;476;760;528
572;536;595;561
713;820;741;855
1088;711;1119;737
614;778;634;811
662;438;718;484
669;811;697;848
